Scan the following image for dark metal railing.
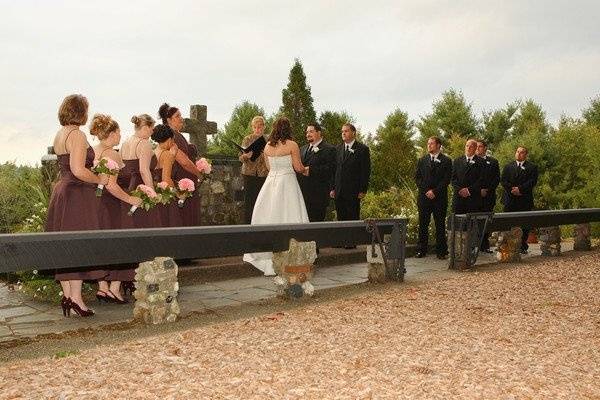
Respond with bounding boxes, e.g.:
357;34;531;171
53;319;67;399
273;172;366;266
0;220;407;273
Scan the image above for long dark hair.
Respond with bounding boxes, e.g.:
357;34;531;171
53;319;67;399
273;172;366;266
268;117;293;146
158;103;179;125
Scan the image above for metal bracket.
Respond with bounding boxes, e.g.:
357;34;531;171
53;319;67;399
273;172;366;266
365;218;408;281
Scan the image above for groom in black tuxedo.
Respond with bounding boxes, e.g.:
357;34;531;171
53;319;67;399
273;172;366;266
330;123;371;227
297;122;336;222
501;146;538;253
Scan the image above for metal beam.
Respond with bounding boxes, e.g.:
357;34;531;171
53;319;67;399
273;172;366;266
484;209;600;232
0;220;401;273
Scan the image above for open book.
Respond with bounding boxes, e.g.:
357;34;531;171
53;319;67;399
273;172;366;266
226;135;266;162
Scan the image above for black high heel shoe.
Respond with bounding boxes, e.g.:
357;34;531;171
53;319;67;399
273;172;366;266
96;290;113;304
108;290;128;305
69;301;94;317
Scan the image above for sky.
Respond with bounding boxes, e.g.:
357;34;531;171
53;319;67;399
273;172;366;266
1;0;599;165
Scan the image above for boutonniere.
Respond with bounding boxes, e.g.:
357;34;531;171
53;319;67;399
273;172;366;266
434;158;441;163
312;146;320;153
520;165;526;170
486;161;491;165
348;148;355;154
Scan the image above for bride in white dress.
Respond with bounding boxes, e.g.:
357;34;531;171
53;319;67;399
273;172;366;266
243;117;309;275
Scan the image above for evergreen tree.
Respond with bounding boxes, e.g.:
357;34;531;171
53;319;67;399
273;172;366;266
370;109;417;192
280;59;317;143
582;95;600;128
481;101;519;150
416;89;479;148
318;110;356;145
209;101;266;156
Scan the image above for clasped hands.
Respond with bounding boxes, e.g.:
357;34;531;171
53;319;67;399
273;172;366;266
510;186;522;196
458;187;471;198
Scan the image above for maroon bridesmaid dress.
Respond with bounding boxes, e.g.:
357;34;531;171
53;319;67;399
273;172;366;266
171;131;199;226
120;156;162;229
45;131;107;281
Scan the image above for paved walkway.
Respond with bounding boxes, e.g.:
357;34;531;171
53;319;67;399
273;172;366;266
0;243;572;343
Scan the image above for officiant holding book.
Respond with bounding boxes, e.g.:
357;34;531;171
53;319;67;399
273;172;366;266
239;116;269;224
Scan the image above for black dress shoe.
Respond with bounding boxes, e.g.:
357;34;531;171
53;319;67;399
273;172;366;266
344;245;357;250
415;252;426;258
520;249;529;255
436;254;448;260
481;248;493;254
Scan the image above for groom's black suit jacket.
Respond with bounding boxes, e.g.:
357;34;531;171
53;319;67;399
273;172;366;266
297;141;336;221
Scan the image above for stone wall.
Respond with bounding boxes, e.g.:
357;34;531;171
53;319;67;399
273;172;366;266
198;156;245;225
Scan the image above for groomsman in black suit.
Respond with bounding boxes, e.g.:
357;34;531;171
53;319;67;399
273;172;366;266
297;122;336;222
476;140;500;253
330;123;371;245
451;139;483;215
501;146;538;253
415;136;452;259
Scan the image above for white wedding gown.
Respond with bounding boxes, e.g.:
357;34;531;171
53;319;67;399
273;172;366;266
243;154;309;275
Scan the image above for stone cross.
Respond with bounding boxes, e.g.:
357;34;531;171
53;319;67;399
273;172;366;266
182;104;218;156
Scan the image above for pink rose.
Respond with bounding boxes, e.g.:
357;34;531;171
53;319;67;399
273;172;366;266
137;184;158;198
157;181;169;190
105;158;119;171
195;158;212;174
178;178;195;192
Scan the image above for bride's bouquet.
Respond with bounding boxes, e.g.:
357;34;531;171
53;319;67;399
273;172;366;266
128;184;159;216
155;181;176;205
176;178;195;208
91;157;120;197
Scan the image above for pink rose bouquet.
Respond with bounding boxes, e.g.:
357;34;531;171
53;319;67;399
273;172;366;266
176;178;195;208
128;184;159;215
195;158;212;174
91;157;120;197
155;181;176;205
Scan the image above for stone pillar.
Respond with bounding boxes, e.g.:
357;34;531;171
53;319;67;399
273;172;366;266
574;223;592;251
495;227;523;263
539;226;561;256
367;243;386;283
133;257;180;324
272;239;317;299
448;230;470;270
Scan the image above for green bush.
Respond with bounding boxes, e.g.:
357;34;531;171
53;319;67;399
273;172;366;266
0;162;47;233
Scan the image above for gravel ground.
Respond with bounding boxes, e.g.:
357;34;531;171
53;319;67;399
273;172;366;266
1;252;599;399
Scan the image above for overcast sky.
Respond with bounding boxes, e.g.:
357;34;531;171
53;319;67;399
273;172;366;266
1;0;599;165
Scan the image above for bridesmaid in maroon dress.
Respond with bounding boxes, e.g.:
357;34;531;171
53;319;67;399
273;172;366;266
45;94;109;317
158;103;202;226
151;124;180;227
120;114;161;228
90;114;142;304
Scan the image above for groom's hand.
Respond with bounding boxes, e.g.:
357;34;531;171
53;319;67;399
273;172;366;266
302;166;310;176
358;192;366;199
329;190;335;199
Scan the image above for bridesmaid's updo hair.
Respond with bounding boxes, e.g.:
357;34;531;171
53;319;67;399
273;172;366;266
268;117;293;146
90;114;119;140
58;94;89;126
131;114;155;130
151;124;174;143
158;103;179;124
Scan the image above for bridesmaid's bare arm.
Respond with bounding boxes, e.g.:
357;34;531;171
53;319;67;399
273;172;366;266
174;150;202;177
137;140;155;187
68;131;105;185
103;149;141;206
